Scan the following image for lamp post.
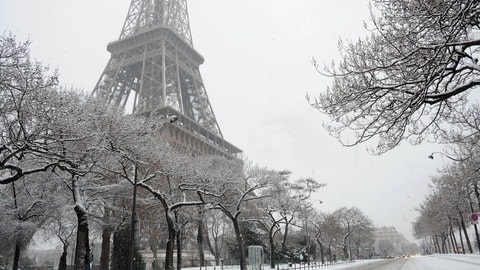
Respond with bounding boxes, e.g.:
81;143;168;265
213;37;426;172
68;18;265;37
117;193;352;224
128;114;178;270
128;165;139;270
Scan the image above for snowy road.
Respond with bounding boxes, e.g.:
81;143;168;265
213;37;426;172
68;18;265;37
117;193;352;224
333;254;480;270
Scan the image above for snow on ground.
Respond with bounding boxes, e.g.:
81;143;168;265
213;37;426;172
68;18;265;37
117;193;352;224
183;260;373;270
303;254;480;269
296;259;384;269
312;254;480;270
184;254;480;270
183;259;384;270
413;254;480;270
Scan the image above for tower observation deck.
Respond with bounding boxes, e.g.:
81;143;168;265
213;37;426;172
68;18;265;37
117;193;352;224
92;0;241;158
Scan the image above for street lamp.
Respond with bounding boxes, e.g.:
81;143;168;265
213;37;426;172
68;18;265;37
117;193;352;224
128;166;139;270
427;152;468;162
129;114;178;270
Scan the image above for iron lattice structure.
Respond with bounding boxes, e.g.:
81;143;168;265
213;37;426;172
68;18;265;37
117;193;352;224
119;0;193;43
92;0;241;157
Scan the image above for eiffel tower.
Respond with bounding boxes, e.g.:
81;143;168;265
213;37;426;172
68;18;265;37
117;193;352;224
92;0;241;158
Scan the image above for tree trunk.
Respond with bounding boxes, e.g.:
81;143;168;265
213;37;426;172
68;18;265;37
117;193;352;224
99;226;112;270
111;224;131;270
204;222;218;265
149;230;159;270
343;231;351;261
456;219;465;254
433;235;440;253
197;220;205;267
327;243;332;263
12;183;21;270
344;223;352;261
473;224;480;253
459;212;473;253
153;248;159;270
475;182;480;211
269;233;275;269
177;229;182;270
449;231;457;254
448;232;454;253
281;222;289;253
165;228;175;270
214;233;220;266
440;234;446;254
449;221;458;253
165;211;176;270
232;219;247;270
13;242;20;270
59;250;68;270
74;204;91;270
316;240;324;265
72;176;91;270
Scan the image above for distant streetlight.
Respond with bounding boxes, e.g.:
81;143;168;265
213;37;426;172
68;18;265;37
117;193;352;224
427;152;468;162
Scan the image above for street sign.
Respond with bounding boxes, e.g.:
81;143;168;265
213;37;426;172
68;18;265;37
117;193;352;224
469;212;479;224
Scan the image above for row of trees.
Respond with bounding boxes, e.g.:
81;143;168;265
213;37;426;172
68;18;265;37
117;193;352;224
413;140;480;254
0;33;376;270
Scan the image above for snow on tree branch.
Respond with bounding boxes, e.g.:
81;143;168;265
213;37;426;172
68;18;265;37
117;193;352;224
310;0;480;153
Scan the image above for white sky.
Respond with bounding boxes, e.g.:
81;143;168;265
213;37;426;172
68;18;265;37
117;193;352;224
0;0;454;242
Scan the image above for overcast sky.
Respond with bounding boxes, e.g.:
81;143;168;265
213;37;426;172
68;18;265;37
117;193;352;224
0;0;452;242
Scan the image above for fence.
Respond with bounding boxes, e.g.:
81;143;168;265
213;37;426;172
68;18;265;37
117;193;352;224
195;260;355;270
277;261;353;270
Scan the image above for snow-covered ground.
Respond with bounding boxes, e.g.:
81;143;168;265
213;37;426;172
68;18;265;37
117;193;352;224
401;254;480;270
185;254;480;270
290;254;480;269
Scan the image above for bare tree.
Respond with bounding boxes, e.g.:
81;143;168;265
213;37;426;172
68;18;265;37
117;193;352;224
319;213;343;263
309;0;480;153
0;33;131;269
42;206;76;270
179;155;244;269
309;211;327;264
0;169;65;269
104;146;233;270
204;209;230;265
292;178;325;263
332;207;374;260
206;163;272;270
254;170;291;269
0;34;63;184
273;176;324;258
